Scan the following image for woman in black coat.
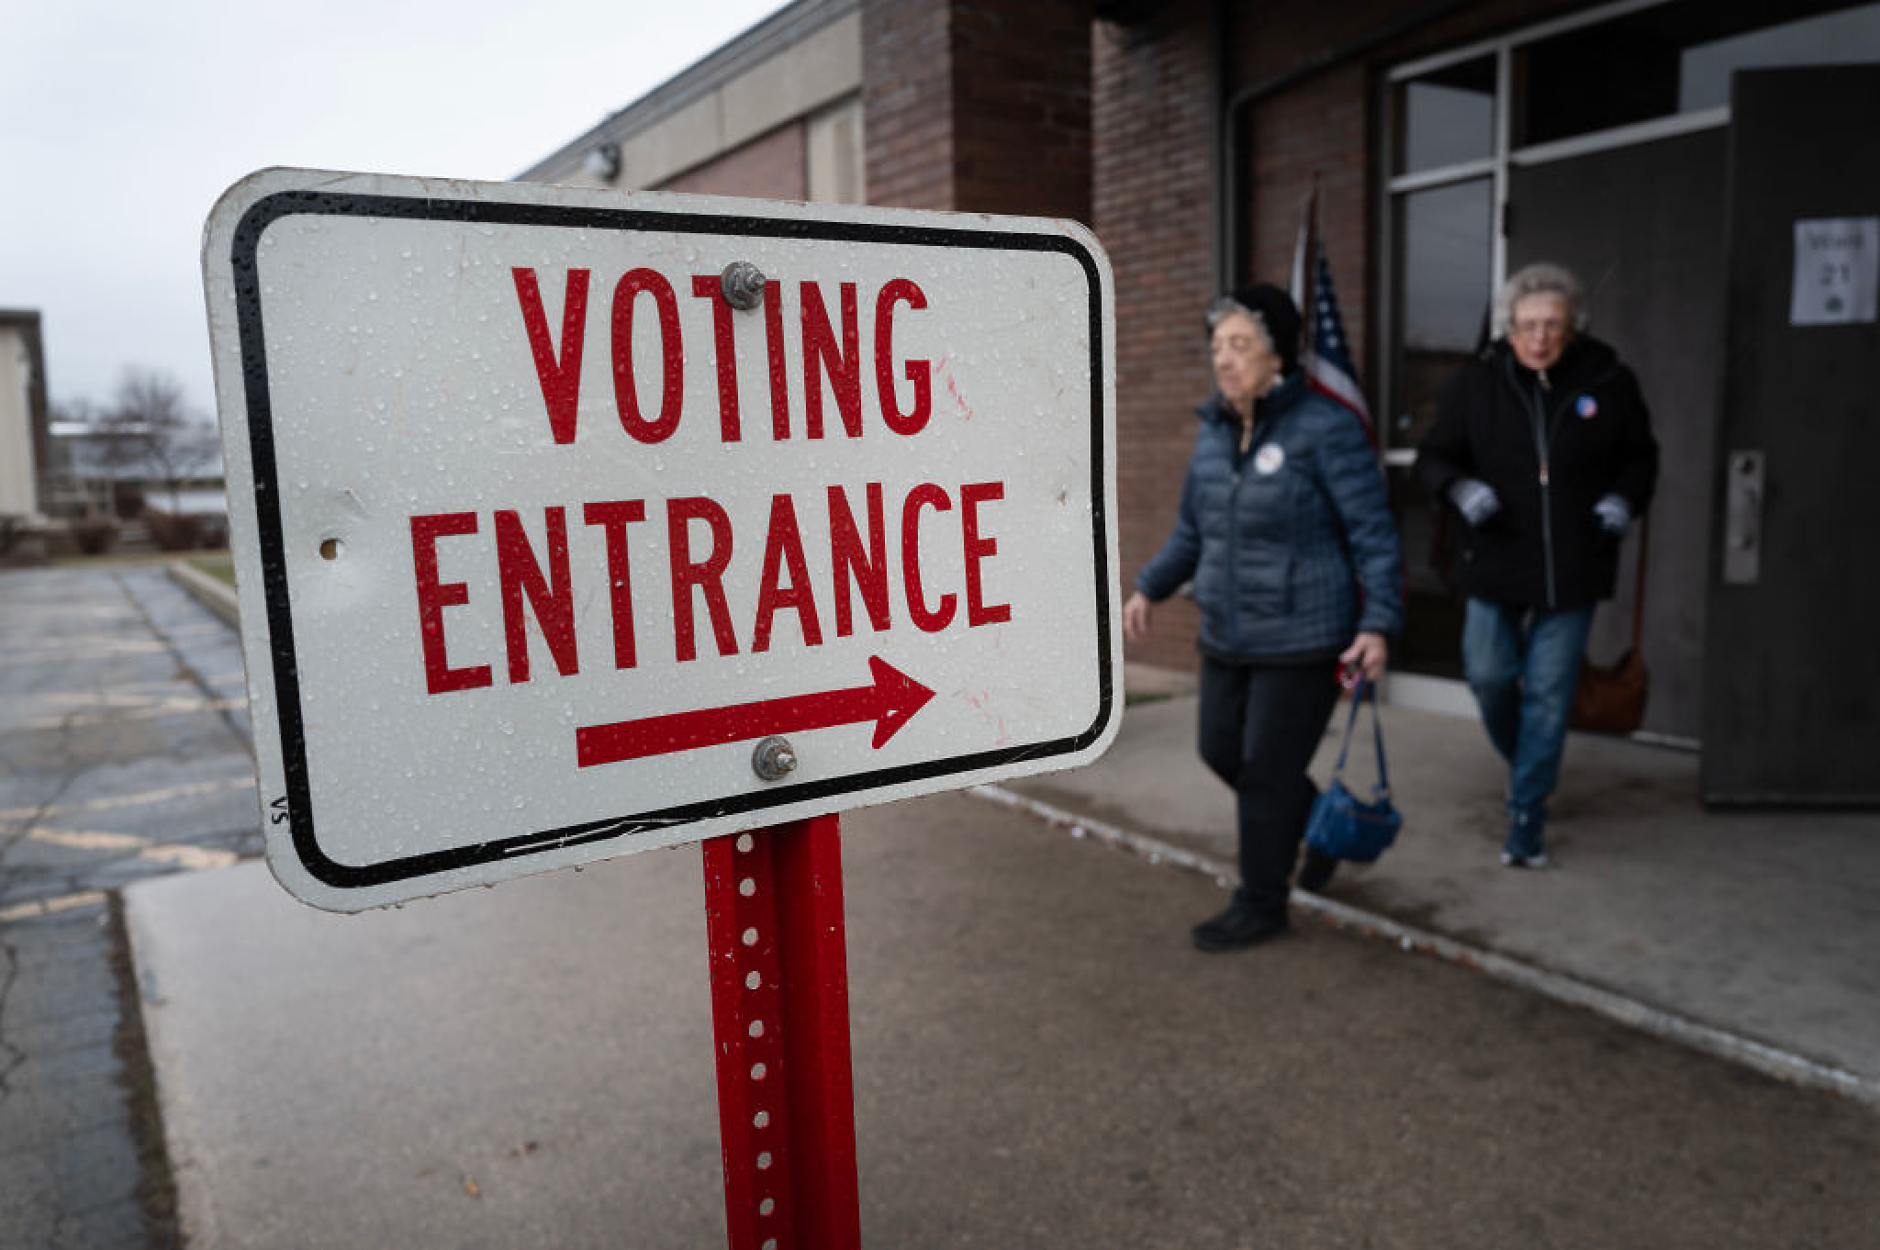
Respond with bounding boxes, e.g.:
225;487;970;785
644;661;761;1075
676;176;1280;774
1416;262;1657;867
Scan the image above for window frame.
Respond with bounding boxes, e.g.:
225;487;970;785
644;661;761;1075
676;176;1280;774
1375;0;1752;464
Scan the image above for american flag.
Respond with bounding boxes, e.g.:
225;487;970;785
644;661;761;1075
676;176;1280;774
1290;182;1377;447
1304;248;1375;443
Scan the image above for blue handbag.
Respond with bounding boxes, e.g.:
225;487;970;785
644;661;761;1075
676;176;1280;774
1304;677;1402;863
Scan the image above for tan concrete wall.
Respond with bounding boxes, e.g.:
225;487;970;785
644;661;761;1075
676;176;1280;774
806;97;865;203
592;10;861;193
0;325;37;517
719;11;859;147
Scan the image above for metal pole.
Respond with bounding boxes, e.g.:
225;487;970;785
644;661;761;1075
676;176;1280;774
702;813;860;1250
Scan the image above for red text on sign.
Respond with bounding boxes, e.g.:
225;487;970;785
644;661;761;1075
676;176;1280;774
510;269;932;446
407;480;1009;695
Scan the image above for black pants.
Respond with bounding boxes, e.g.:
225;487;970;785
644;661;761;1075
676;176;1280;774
1197;655;1341;921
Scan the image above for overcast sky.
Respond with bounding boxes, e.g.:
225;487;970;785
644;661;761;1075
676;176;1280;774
1;0;789;421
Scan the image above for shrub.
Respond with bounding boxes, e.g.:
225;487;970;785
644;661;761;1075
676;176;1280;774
71;515;120;555
111;483;146;519
143;508;208;551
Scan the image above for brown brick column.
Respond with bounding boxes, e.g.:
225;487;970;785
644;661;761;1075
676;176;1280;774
860;0;955;209
862;0;1092;221
1094;0;1217;673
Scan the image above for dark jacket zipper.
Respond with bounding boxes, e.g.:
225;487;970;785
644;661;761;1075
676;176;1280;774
1229;430;1241;614
1500;353;1559;609
1500;352;1622;610
1227;417;1251;634
1531;369;1558;609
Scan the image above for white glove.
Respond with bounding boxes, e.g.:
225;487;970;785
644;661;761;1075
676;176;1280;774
1449;478;1500;527
1594;493;1632;534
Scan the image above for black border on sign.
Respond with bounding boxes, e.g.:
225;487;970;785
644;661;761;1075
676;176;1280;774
230;188;1114;891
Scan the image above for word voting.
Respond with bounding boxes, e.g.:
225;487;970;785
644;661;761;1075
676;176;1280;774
407;267;1013;697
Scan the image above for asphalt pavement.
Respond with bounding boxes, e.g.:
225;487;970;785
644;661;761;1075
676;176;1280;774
1;563;257;1248
126;790;1880;1249
8;561;1880;1248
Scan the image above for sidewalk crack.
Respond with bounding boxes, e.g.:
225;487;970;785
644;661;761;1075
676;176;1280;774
0;935;22;1097
113;569;251;748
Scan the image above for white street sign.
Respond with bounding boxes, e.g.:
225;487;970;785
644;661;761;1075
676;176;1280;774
202;168;1119;912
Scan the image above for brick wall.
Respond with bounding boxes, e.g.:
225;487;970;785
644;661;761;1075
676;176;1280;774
1094;0;1576;674
861;0;956;208
658;123;808;200
950;1;1092;219
862;0;1091;218
1224;0;1583;380
1244;64;1371;371
856;0;1587;675
1092;0;1216;672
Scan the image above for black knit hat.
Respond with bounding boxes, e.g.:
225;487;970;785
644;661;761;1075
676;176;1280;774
1208;283;1302;375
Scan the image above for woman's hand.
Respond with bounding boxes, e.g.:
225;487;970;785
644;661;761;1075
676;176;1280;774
1339;631;1389;684
1123;591;1153;644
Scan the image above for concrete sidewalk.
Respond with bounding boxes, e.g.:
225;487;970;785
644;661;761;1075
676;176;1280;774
126;790;1880;1249
995;665;1880;1099
121;655;1880;1245
149;557;1880;1095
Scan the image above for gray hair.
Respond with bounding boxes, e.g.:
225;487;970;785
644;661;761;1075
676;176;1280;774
1204;298;1275;353
1493;263;1589;339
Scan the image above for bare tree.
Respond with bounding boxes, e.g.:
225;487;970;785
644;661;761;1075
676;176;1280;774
51;395;100;424
95;368;219;513
46;395;111;516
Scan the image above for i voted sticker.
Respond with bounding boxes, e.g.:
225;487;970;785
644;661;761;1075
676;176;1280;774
1576;394;1599;419
1254;443;1286;475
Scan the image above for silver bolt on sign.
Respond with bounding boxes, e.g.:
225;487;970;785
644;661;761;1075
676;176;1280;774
751;735;798;781
720;261;766;310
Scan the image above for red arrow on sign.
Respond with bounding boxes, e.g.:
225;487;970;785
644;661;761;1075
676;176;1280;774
575;656;937;769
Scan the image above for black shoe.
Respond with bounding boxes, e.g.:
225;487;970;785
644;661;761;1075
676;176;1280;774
1190;898;1289;952
1296;847;1338;893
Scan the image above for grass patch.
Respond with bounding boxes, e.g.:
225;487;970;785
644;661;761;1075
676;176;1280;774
48;550;187;570
107;894;181;1249
44;547;236;574
186;552;235;586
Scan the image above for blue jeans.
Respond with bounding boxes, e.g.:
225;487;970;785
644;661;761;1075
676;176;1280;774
1461;599;1591;854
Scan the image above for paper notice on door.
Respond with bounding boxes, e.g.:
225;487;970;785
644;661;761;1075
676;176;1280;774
1791;217;1879;325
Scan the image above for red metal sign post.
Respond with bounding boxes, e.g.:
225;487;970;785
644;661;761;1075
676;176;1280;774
702;813;861;1250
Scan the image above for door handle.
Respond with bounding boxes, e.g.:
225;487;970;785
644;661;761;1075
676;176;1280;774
1722;450;1764;585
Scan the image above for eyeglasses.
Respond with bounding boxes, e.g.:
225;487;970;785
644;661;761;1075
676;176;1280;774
1510;317;1568;339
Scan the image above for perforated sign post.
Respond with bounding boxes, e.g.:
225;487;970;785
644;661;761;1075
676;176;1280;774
203;168;1117;1246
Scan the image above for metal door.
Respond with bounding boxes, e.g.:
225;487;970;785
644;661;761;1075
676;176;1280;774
1505;129;1726;743
1702;66;1880;804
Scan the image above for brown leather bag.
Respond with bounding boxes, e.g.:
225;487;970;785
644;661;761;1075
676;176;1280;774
1570;515;1649;735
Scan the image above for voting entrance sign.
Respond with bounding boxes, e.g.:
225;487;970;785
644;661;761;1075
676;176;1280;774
202;168;1119;912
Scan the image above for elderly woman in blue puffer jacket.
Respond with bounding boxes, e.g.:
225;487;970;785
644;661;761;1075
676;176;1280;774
1124;283;1403;952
